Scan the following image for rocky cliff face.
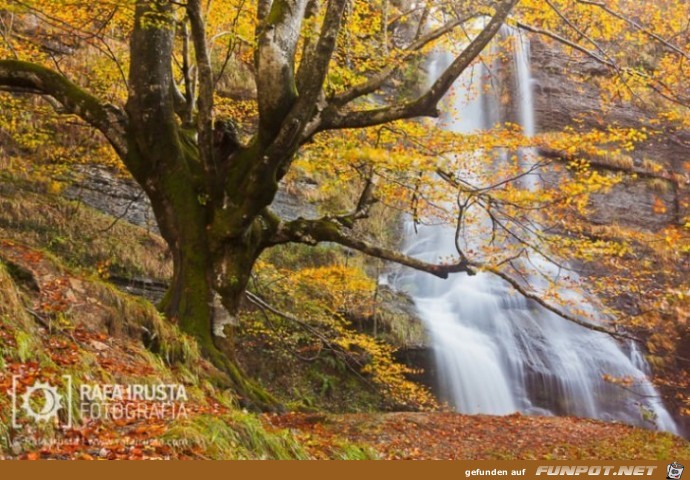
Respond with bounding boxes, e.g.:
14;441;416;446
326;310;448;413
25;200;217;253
529;37;689;231
530;37;690;434
64;165;321;231
531;38;690;167
65;165;158;232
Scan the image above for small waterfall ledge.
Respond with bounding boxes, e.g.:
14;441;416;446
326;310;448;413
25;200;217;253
393;27;678;433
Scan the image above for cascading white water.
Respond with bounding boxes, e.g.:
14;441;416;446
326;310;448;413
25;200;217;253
394;28;678;432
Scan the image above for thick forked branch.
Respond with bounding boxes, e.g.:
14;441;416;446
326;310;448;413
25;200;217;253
179;21;196;124
256;0;308;138
266;0;348;166
126;0;178;173
318;0;519;131
0;59;127;158
295;0;322;92
270;216;473;279
293;0;347;113
271;215;631;339
187;0;215;174
270;215;632;339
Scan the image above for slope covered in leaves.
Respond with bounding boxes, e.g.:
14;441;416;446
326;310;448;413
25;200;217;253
0;165;436;413
266;412;690;460
0;241;316;460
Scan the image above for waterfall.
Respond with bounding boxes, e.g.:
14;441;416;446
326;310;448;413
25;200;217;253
394;28;678;432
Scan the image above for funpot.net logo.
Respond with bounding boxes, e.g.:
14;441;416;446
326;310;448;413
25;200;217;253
668;462;684;480
11;375;188;428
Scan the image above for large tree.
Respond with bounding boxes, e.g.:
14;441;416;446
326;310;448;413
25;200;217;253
0;0;519;393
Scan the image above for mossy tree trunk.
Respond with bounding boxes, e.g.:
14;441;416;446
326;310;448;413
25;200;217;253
120;0;283;402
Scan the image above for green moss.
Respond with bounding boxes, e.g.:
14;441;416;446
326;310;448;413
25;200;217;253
0;261;34;325
266;0;288;25
0;189;170;280
261;243;343;270
0;60;111;127
162;413;309;460
205;345;282;411
332;442;378;460
14;330;36;362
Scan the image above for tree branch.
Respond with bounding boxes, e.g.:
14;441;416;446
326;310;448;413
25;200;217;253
317;0;519;131
257;0;273;25
266;0;348;171
267;213;635;340
516;22;690;109
270;216;474;279
0;59;127;159
576;0;690;61
515;22;615;69
330;14;478;108
538;147;683;185
295;0;322;93
179;20;196;125
543;0;619;69
187;0;217;182
474;261;638;341
294;0;347;110
256;0;308;138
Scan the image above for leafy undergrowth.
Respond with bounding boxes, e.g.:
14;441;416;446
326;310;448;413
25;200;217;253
0;241;365;460
264;412;690;460
0;175;171;282
238;250;437;413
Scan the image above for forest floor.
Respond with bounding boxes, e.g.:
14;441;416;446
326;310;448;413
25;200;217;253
264;412;690;460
